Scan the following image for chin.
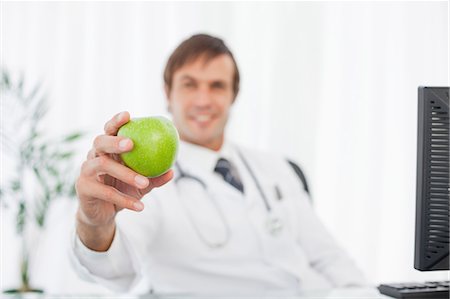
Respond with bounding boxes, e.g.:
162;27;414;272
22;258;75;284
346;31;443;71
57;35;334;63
184;133;222;150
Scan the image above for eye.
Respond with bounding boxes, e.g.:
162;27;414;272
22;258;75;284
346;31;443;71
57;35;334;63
211;82;225;90
183;81;196;88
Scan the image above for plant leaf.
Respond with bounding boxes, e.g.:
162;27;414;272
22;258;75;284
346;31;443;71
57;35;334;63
62;132;84;142
53;152;74;160
10;179;21;192
16;201;26;234
1;70;10;89
46;165;59;177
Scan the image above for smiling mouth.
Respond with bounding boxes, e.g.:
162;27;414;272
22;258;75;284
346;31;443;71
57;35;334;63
191;114;214;125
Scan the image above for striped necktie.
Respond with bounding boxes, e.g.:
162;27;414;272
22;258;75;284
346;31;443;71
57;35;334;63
214;157;244;193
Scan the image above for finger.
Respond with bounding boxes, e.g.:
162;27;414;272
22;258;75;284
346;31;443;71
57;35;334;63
136;169;174;196
81;155;150;189
93;135;134;155
147;169;174;189
86;148;96;160
104;111;130;136
79;178;144;211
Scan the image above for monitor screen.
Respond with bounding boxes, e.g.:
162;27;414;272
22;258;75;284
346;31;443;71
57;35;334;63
414;86;449;271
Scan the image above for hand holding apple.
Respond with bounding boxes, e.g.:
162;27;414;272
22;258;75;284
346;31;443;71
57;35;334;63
76;112;175;251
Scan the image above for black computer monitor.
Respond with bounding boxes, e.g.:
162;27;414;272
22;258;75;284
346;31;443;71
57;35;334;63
414;86;449;271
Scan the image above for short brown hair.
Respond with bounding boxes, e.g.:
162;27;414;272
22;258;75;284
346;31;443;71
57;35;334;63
163;34;240;98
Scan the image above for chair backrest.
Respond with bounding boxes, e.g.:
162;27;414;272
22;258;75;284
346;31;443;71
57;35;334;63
287;159;310;197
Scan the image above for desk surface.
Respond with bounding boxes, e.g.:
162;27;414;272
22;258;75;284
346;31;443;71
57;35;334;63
2;287;391;299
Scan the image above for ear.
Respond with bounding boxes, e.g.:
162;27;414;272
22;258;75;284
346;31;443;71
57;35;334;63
164;84;172;113
164;84;170;101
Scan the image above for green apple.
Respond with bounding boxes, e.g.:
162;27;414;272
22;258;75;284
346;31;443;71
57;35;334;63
117;116;179;177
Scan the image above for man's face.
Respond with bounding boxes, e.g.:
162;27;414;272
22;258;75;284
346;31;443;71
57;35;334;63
166;54;235;151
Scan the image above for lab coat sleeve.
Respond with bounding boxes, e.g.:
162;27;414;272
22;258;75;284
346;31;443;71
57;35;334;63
69;193;162;293
69;225;142;292
294;190;368;287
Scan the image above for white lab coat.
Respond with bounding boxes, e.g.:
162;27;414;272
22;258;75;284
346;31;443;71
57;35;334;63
70;140;366;296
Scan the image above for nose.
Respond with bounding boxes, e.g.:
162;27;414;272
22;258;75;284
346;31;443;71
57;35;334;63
194;85;213;108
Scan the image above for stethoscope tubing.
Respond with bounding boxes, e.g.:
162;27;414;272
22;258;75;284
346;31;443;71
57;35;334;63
173;148;282;248
235;149;272;212
175;149;273;213
174;161;231;248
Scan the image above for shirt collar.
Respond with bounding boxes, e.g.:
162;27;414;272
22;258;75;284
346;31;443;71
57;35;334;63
177;140;234;174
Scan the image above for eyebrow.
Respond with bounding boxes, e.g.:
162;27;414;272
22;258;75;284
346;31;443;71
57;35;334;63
179;75;227;85
180;75;195;81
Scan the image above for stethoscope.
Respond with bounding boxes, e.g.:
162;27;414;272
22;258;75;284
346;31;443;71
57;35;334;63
174;149;284;249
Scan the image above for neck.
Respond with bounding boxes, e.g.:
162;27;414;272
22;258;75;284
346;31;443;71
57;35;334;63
181;136;224;152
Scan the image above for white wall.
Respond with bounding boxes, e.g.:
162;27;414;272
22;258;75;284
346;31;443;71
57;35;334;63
1;1;449;294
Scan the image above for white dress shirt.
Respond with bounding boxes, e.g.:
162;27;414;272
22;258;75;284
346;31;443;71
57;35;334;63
70;140;367;296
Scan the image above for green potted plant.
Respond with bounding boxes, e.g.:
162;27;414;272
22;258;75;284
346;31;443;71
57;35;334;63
0;70;83;293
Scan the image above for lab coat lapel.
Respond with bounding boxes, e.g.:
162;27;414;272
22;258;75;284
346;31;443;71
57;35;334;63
239;148;310;283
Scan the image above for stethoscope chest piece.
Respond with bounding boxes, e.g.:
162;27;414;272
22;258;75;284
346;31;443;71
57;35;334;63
266;216;283;237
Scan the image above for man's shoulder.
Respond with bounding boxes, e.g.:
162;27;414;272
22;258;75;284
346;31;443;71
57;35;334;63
232;142;310;195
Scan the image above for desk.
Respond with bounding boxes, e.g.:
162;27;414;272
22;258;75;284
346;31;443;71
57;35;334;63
2;287;391;299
